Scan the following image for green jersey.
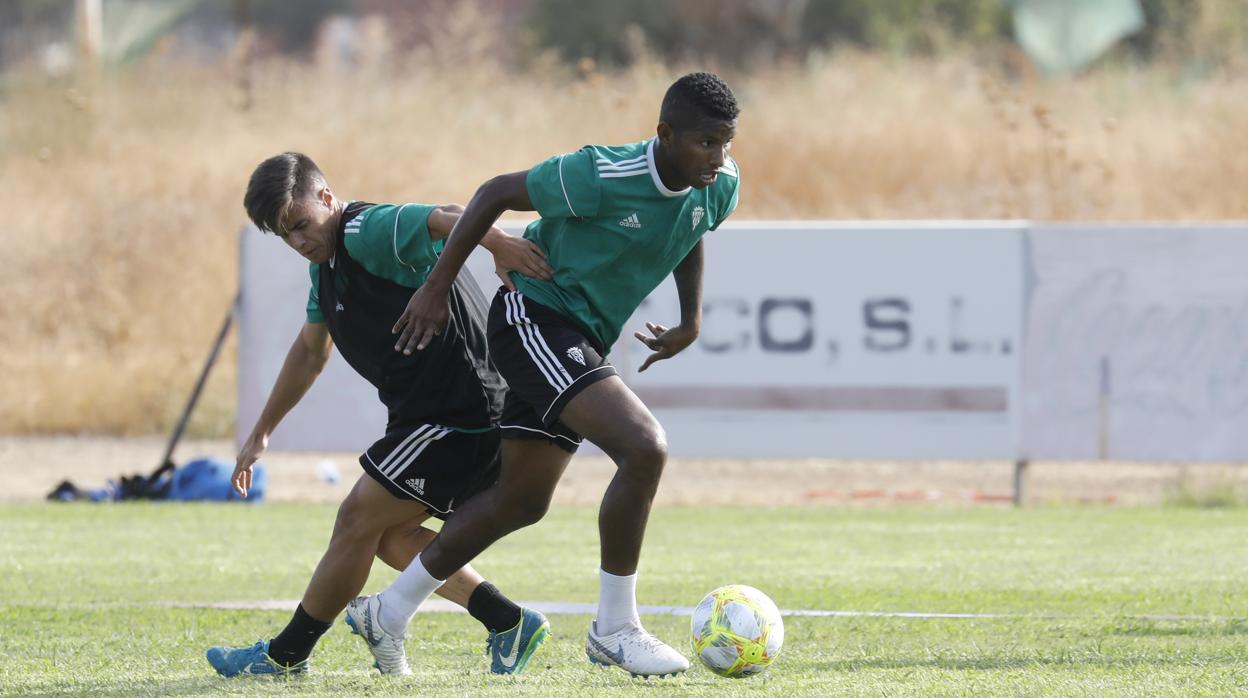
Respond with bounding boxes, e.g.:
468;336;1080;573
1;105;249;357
307;203;443;323
514;138;740;351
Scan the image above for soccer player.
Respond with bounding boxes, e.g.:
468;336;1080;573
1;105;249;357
369;72;740;677
205;152;555;677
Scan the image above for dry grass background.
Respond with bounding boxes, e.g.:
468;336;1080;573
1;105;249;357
3;48;1248;436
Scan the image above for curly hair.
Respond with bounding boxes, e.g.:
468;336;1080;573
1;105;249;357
660;72;740;128
243;152;327;235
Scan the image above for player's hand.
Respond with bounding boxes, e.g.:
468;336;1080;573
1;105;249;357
633;322;697;372
393;285;449;354
233;432;268;498
490;233;553;291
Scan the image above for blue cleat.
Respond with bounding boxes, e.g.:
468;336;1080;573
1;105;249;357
487;607;551;675
206;640;307;678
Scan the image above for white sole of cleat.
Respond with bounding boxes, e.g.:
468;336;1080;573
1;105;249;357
587;653;684;678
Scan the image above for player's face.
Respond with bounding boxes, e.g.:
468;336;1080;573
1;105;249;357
278;188;337;264
668;118;736;190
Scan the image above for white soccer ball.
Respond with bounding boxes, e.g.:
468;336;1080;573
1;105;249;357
690;584;784;677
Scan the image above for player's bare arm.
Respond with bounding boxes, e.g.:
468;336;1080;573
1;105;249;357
634;239;704;372
426;203;553;291
392;172;536;353
233;321;333;497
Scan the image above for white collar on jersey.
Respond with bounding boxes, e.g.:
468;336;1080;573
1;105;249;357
646;138;691;198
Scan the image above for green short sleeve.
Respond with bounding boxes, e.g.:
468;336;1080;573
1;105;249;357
306;263;325;323
525;148;601;219
344;204;439;287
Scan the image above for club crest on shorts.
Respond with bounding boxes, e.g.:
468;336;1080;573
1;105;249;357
691;206;705;230
566;346;586;366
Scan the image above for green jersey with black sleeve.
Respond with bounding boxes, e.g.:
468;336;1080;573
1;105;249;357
306;201;503;432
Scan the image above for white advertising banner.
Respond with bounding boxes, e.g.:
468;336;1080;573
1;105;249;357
619;222;1026;458
1022;224;1248;461
238;221;1026;458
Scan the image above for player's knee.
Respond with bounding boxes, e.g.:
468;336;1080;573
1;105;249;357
619;429;668;485
499;491;552;528
332;491;380;541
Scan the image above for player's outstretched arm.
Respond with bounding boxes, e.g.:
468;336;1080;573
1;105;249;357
634;240;704;372
393;171;536;354
233;322;333;497
426;203;552;291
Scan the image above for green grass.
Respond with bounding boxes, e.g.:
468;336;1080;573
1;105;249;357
1;503;1246;696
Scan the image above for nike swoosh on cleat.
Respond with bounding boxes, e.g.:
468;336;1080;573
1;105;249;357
363;604;383;645
587;635;625;665
499;616;525;668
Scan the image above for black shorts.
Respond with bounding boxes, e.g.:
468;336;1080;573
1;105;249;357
359;425;500;519
487;289;617;453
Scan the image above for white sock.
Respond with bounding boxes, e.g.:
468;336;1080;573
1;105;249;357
376;553;444;637
595;569;640;635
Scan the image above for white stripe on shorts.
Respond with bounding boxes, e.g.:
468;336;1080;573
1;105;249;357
381;426;450;478
506;292;573;390
514;293;575;386
386;427;456;479
500;423;581;446
504;293;564;390
375;424;434;474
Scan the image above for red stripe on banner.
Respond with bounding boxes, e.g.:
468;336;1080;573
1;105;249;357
634;386;1008;413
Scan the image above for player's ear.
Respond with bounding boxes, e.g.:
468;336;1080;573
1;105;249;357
656;121;674;147
318;185;334;208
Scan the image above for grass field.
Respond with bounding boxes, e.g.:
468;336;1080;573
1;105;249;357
1;502;1246;696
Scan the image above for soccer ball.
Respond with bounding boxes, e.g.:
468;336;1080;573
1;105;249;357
690;585;784;677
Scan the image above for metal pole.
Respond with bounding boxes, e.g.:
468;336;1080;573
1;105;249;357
157;294;240;469
76;0;102;71
1013;459;1029;507
1098;355;1111;460
232;0;254;111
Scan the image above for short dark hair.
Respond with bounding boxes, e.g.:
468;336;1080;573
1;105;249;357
660;72;739;130
243;152;327;234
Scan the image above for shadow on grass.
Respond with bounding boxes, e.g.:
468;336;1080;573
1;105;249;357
15;666;714;697
1108;618;1248;637
19;674;378;698
816;652;1246;673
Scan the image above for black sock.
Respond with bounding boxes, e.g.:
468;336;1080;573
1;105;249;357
467;581;523;633
268;604;332;667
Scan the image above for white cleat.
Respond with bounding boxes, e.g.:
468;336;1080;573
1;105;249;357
344;595;413;676
585;620;690;678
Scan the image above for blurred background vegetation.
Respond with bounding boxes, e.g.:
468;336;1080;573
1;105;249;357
3;0;1247;74
2;0;1247;437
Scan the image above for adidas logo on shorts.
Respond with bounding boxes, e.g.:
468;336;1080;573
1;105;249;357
405;478;426;494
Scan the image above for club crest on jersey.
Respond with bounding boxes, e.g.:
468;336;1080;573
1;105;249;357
691;206;705;230
566;346;586;366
